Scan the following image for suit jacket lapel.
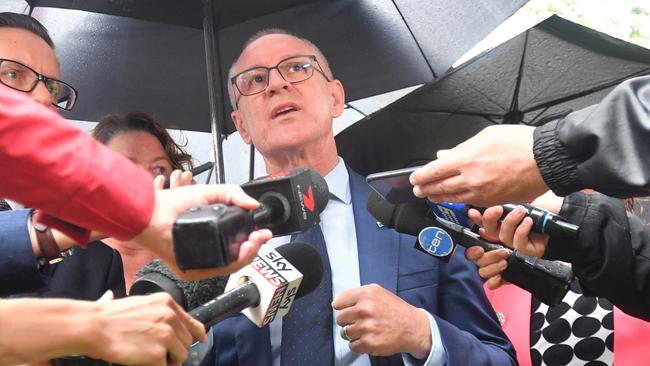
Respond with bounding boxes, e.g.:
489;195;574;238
348;167;400;295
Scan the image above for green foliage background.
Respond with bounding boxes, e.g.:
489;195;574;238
524;0;650;49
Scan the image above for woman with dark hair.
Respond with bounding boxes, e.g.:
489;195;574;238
90;111;197;291
93;112;194;175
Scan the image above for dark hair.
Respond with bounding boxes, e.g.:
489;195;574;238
0;12;54;49
92;112;193;171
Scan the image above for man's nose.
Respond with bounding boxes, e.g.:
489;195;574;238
30;80;55;110
265;68;290;95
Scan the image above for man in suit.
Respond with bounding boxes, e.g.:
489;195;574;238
204;29;516;365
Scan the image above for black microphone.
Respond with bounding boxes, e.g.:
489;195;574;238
429;202;579;239
367;191;574;306
173;167;329;270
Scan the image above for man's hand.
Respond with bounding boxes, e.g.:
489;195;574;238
464;247;511;290
85;291;206;365
410;125;548;206
132;184;272;281
332;284;432;359
466;191;561;258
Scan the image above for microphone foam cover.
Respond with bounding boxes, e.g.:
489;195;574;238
366;190;396;227
307;169;330;214
134;259;227;310
276;242;323;299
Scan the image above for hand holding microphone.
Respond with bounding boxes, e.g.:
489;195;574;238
366;191;573;305
173;168;329;270
468;191;562;260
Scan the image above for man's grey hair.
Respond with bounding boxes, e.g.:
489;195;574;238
227;28;334;109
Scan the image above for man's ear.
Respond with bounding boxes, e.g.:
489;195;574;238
231;111;252;145
329;80;345;118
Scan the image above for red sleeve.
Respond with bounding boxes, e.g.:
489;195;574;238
0;85;155;243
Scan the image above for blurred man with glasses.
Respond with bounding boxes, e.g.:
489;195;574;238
204;29;515;366
0;14;76;112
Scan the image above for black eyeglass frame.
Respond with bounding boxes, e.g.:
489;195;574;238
230;54;330;108
0;58;78;111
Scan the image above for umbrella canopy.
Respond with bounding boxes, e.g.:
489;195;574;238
5;0;526;135
336;15;650;176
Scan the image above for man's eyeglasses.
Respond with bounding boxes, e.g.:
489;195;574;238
230;55;330;107
0;59;78;111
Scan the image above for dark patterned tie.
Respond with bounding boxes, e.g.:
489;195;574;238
281;224;334;365
0;199;12;212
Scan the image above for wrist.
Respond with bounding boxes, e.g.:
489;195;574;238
406;308;433;359
29;210;73;265
69;301;104;359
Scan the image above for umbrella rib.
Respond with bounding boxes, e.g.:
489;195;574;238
346;103;368;117
390;0;436;78
509;30;530;114
523;68;650;114
396;108;503;121
527;106;551;125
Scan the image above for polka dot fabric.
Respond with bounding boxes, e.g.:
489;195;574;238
530;280;614;366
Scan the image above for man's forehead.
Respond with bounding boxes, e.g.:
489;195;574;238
0;28;60;77
235;34;315;70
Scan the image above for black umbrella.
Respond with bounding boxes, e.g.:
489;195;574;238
3;0;526;181
336;15;650;176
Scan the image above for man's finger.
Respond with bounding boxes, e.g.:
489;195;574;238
478;260;508;279
513;217;536;255
498;207;526;246
481;206;504;238
332;288;362;310
409;159;461;187
465;246;485;262
486;275;505;290
475;249;510;268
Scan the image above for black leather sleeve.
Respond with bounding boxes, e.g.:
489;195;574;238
543;192;650;320
533;75;650;197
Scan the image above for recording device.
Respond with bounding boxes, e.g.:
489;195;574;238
162;161;214;189
367;166;579;238
173;168;329;270
367;191;574;305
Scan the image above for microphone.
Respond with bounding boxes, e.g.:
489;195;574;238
173;167;329;269
130;259;227;310
131;242;322;328
190;242;323;328
367;191;574;305
429;202;579;239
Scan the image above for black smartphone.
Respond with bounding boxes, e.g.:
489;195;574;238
366;165;424;204
163;161;214;189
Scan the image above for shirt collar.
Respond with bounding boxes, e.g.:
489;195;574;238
324;157;351;204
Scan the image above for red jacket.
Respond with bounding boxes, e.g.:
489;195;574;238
0;85;154;243
485;283;650;366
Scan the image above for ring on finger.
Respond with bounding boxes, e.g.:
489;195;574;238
340;325;351;341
